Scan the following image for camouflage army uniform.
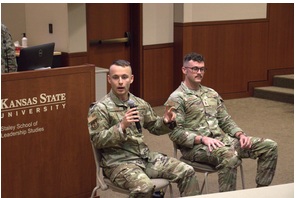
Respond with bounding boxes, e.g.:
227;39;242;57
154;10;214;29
1;23;18;73
87;90;200;197
165;82;278;192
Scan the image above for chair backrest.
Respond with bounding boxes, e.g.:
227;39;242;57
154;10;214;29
91;142;109;190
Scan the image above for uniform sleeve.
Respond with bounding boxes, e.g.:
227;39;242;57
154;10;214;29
142;101;173;135
166;96;196;148
216;96;243;137
87;103;128;149
1;25;17;73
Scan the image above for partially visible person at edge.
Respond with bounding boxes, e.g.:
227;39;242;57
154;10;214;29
87;59;200;197
165;52;278;192
1;23;17;73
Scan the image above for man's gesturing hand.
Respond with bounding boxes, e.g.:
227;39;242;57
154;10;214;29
164;104;176;123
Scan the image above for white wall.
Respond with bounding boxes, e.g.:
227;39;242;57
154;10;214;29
175;3;267;23
143;3;174;46
68;3;87;53
1;3;26;43
25;3;69;52
1;3;87;53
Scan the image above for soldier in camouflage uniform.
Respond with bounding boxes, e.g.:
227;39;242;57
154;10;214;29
165;52;278;192
1;23;18;73
87;59;200;197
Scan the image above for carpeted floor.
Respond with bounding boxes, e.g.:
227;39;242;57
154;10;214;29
96;97;294;198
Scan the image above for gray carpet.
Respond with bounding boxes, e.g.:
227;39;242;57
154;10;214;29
96;97;294;198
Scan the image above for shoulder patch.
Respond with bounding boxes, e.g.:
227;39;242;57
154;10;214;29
88;113;99;130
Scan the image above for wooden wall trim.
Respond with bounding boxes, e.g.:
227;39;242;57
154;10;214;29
62;52;88;58
61;52;88;67
174;18;269;27
143;43;174;50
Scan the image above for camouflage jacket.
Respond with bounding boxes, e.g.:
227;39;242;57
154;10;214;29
88;90;173;168
165;82;243;151
1;23;18;73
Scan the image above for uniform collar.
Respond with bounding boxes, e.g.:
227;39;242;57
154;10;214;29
180;82;208;96
109;90;135;107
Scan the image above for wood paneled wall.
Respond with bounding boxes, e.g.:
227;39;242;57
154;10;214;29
188;20;269;94
268;4;294;70
143;43;174;106
173;3;294;100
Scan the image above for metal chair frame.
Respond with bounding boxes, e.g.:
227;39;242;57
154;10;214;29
173;142;245;194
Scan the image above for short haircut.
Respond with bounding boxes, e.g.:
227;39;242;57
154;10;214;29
111;59;131;67
183;53;205;65
110;59;132;73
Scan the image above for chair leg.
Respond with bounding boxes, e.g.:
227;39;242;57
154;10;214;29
200;178;205;193
91;186;100;198
169;183;173;198
204;172;209;194
200;172;209;194
239;164;245;189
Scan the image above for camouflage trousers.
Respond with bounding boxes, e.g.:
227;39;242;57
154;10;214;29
182;136;278;192
103;152;200;198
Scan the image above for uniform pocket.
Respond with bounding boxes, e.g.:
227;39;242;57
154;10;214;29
109;164;140;182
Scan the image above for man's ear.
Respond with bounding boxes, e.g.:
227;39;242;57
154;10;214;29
107;75;111;84
130;75;134;84
182;67;187;75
